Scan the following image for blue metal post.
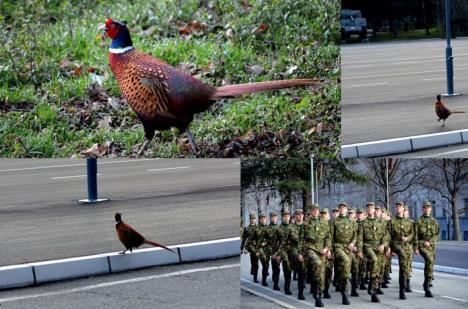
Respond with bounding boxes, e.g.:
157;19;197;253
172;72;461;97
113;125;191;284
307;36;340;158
445;0;454;95
87;158;98;202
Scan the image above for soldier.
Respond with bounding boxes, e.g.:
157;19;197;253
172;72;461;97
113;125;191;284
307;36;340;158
268;212;281;291
375;206;390;291
403;205;414;293
330;202;358;305
389;202;414;300
274;209;293;295
348;208;356;221
303;204;331;307
330;207;340;290
414;201;440;297
347;208;360;297
320;208;333;299
356;208;367;291
291;209;307;300
332;208;339;219
241;213;259;283
381;208;392;288
254;212;270;286
357;202;387;303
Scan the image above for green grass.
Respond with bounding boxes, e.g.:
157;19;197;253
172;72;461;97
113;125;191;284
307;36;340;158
0;0;341;158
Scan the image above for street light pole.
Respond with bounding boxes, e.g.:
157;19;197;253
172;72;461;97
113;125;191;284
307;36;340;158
310;155;315;204
443;0;460;97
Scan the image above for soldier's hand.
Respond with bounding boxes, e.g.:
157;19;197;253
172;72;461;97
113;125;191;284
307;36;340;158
275;255;282;262
298;255;304;263
414;249;420;255
327;251;332;259
424;241;431;248
347;243;355;251
402;236;408;242
357;252;363;258
321;248;328;256
261;242;267;247
378;245;385;253
256;252;260;257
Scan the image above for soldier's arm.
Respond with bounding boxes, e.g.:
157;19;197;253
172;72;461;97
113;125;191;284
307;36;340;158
357;222;363;252
431;220;440;247
406;219;414;243
241;227;247;250
413;221;419;251
350;221;357;248
325;222;332;251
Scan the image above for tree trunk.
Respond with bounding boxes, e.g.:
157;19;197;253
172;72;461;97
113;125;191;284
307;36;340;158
303;189;312;212
451;192;461;240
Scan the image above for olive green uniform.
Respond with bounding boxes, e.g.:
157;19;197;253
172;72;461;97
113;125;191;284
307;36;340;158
241;222;258;282
268;220;281;289
276;219;294;294
254;221;270;286
415;213;439;294
290;220;306;299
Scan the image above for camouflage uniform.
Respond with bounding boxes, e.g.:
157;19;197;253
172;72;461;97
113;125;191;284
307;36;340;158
330;203;358;305
357;202;387;303
276;209;294;295
320;209;333;299
241;213;258;282
254;212;270;286
414;201;440;297
267;212;281;290
348;208;360;297
389;202;414;299
355;208;368;290
303;205;331;306
290;209;306;300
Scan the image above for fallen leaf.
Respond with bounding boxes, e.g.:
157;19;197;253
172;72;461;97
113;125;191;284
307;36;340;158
245;64;265;76
285;65;298;75
253;23;268;36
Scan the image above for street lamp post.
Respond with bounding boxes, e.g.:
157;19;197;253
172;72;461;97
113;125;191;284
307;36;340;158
310;155;315;204
443;0;460;97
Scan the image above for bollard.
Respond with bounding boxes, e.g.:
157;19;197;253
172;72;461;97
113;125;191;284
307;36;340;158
79;158;110;204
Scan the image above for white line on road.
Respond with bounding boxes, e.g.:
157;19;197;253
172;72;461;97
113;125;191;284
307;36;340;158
146;166;191;172
351;82;388;87
416;147;468;158
441;295;468;302
422;77;445;81
49;174;101;180
342;67;468;80
241;285;297;309
0;263;240;303
396;61;420;65
0;159;159;173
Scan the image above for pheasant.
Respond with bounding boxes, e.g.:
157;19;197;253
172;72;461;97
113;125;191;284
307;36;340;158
99;19;320;155
115;212;177;255
435;94;465;127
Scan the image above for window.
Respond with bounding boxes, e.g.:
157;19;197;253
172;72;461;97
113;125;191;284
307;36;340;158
431;200;436;217
464;231;468;241
464;199;468;217
442;231;447;240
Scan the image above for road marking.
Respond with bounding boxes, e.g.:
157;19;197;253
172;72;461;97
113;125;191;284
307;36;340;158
0;159;158;173
241;285;297;309
441;295;468;302
146;166;191;172
241;278;311;306
49;174;101;180
422;77;445;81
0;263;240;303
345;64;374;69
351;82;388;87
342;66;468;80
416;147;468;158
395;61;420;65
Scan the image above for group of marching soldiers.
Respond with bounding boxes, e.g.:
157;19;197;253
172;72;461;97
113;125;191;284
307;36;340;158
241;201;440;307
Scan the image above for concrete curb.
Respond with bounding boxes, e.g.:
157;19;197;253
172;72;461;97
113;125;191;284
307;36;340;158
0;237;239;290
391;259;468;276
341;129;468;158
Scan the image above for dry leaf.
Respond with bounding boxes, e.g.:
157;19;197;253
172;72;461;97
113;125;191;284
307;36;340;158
253;23;268;36
245;64;265;76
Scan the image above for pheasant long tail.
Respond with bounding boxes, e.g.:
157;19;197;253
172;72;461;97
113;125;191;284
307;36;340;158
211;79;321;98
451;111;466;114
144;239;177;255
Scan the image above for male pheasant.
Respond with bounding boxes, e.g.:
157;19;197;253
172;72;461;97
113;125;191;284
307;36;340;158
435;94;465;127
99;19;320;155
115;212;177;255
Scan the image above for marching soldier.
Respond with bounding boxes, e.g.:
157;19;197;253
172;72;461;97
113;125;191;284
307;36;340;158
355;208;368;291
303;204;331;307
275;209;293;295
241;213;259;283
414;201;440;297
330;207;340;290
357;202;387;303
320;208;333;299
291;209;307;300
268;212;281;291
254;212;270;286
389;202;414;300
330;202;358;305
403;205;414;292
376;206;389;292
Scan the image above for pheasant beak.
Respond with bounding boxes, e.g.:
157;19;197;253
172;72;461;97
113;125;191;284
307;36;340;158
98;24;107;31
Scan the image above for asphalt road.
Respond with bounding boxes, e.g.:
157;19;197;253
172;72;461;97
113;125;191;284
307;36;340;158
410;241;468;269
341;38;468;147
0;159;239;266
240;254;468;308
0;257;240;309
396;143;468;158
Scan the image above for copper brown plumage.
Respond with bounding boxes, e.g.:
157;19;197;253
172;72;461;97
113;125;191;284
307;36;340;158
115;213;177;255
435;94;465;127
100;19;321;155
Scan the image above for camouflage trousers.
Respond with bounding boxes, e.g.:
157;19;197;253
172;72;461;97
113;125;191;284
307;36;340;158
363;246;384;289
258;248;270;278
351;251;359;276
392;243;412;280
358;253;367;282
419;246;436;282
249;252;259;276
324;257;333;290
271;256;281;284
292;251;307;291
305;249;326;292
333;246;353;288
281;252;293;289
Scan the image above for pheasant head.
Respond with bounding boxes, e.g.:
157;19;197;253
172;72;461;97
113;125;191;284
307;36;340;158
99;18;133;52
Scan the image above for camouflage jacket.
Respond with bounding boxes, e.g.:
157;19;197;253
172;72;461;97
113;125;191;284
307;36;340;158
241;224;257;252
266;222;281;255
330;215;357;249
253;223;269;254
357;217;387;252
414;215;440;249
276;222;293;257
290;223;306;256
389;216;414;249
303;217;331;254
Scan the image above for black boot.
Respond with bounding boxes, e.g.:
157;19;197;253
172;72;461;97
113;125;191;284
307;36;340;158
285;278;292;295
310;280;317;298
293;271;297;281
359;276;367;290
351;274;359;297
381;281;388;288
367;278;372;295
341;279;350;305
405;279;412;292
399;276;406;300
262;274;268;287
253;274;259;283
323;287;331;299
423;279;433;298
315;290;324;307
273;281;280;291
371;289;380;303
298;275;305;300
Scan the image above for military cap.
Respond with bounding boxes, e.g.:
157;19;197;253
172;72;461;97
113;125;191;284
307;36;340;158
270;211;277;217
320;208;329;214
310;203;320;210
356;208;363;214
332;208;339;212
423;201;432;208
338;202;348;207
348;208;355;213
259;212;267;218
294;209;304;215
282;209;290;215
366;201;375;207
395;201;404;206
375;205;381;210
249;213;256;219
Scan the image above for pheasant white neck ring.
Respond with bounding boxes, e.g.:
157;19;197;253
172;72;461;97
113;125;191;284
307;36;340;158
109;46;134;54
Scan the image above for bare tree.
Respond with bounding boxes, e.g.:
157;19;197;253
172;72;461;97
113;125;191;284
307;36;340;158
423;159;468;241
